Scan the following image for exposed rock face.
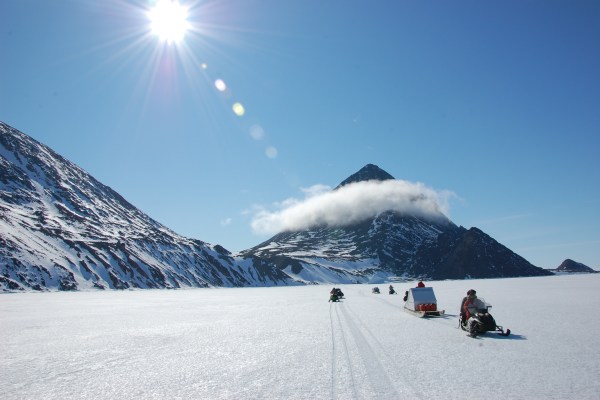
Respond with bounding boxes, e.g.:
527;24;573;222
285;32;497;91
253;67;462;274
555;259;597;273
417;227;552;279
335;163;395;188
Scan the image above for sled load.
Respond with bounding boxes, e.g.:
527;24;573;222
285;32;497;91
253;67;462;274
372;287;380;294
329;287;344;302
459;290;510;337
403;287;445;317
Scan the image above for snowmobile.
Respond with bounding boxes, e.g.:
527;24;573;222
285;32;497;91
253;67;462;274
404;287;445;317
388;285;396;295
459;297;510;337
329;287;343;302
372;287;380;294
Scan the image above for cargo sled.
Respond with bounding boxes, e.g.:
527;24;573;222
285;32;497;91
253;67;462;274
404;287;445;317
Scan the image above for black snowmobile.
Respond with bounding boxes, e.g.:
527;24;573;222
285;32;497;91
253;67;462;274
388;285;396;295
329;288;344;302
459;296;510;337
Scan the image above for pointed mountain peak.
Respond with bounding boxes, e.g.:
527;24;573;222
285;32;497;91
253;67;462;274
556;259;597;273
336;164;395;189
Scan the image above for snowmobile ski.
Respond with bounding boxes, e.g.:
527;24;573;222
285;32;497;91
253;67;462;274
497;328;511;336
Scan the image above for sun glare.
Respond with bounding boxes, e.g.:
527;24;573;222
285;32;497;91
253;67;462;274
148;0;190;44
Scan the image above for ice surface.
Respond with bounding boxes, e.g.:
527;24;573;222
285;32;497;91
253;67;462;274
2;274;600;399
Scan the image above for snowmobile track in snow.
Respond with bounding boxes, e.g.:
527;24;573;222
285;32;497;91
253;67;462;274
329;301;359;400
329;295;424;399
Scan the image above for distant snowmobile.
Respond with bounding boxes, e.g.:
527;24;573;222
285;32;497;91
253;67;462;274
459;293;510;337
372;287;380;294
329;287;344;302
388;285;396;295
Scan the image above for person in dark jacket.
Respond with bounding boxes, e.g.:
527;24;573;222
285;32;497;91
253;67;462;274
329;288;339;302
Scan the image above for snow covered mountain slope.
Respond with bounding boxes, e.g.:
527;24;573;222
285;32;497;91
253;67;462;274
0;121;296;291
0;122;551;291
241;164;552;283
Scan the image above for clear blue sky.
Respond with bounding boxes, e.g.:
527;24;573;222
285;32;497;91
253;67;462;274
2;0;599;268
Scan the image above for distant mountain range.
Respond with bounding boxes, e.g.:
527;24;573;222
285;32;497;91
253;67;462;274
1;121;552;291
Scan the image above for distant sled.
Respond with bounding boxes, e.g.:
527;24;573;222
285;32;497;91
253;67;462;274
404;287;445;318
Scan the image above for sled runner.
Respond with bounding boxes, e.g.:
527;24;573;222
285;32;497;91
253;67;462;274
459;297;510;337
404;287;445;317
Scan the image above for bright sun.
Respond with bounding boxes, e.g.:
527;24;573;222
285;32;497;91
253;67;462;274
148;0;190;44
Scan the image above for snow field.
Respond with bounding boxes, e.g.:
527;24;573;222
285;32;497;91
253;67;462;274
2;274;600;399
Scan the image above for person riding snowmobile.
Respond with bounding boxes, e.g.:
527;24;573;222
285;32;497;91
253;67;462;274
461;289;487;334
460;289;510;337
389;285;396;295
329;288;340;302
461;289;481;321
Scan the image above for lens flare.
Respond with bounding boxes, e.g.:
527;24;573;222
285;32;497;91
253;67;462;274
215;79;227;92
265;146;278;159
250;124;265;140
232;102;245;116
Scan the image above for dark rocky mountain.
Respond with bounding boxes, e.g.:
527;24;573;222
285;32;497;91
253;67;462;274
0;121;296;291
1;121;553;291
241;164;553;283
335;163;395;188
554;259;597;273
416;226;551;279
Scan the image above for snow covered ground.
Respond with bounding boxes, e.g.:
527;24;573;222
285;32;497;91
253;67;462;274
2;274;599;399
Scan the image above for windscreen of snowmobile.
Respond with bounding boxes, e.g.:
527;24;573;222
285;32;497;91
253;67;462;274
467;297;491;314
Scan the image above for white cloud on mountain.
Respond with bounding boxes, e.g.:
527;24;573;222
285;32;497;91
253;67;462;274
251;179;454;235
